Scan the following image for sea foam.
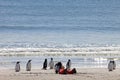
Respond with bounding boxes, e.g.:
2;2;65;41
0;47;120;58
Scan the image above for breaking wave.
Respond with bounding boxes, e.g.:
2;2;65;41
0;46;120;58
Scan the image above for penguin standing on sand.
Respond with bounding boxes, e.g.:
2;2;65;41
43;59;47;70
26;60;32;71
112;60;116;70
49;58;54;69
66;59;71;70
15;61;20;72
108;61;114;71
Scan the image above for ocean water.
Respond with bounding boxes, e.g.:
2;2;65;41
0;0;120;48
0;0;120;69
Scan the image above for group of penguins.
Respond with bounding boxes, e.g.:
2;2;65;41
15;58;116;72
15;58;71;72
108;60;116;71
15;59;32;72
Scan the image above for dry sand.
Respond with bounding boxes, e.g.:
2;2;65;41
0;68;120;80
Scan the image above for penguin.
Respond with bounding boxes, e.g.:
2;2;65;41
54;62;62;74
108;61;114;71
112;61;116;70
15;61;20;72
66;59;71;70
49;58;54;69
43;59;47;70
26;60;32;71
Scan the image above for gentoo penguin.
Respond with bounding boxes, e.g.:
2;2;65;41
49;58;54;69
66;59;71;70
112;60;116;70
108;61;114;71
15;61;20;72
26;60;32;71
43;59;47;70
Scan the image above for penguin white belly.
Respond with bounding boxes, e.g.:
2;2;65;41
108;63;113;71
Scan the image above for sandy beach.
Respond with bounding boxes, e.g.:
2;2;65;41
0;68;120;80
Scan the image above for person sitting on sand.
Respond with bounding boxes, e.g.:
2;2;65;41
26;60;32;71
58;66;67;74
55;62;77;74
43;59;47;70
15;61;20;72
59;67;77;74
66;68;77;74
49;58;54;69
